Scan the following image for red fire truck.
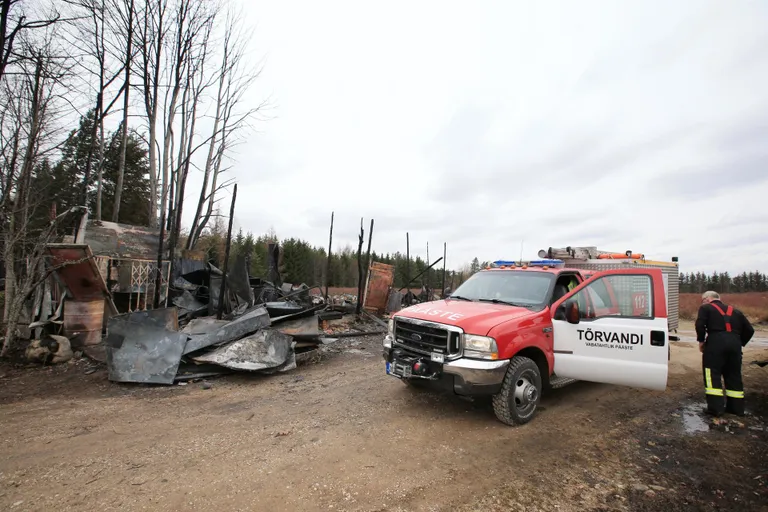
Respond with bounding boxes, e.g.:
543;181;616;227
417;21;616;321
382;246;680;426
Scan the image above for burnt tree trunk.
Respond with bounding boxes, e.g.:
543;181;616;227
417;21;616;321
355;218;364;314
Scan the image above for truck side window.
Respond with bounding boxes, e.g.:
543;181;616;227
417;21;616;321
570;274;653;320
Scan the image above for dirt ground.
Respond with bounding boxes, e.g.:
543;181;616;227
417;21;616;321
1;331;767;512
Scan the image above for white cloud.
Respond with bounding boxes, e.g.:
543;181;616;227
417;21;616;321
181;0;768;275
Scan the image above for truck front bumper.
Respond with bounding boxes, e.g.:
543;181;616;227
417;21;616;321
383;347;509;396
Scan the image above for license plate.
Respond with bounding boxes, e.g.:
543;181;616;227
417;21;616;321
431;352;444;363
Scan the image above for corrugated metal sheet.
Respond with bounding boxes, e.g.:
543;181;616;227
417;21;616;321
566;259;680;332
182;306;270;355
363;262;395;314
190;329;296;372
104;315;187;384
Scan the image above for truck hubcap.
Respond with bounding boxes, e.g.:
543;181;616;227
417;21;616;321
513;371;538;414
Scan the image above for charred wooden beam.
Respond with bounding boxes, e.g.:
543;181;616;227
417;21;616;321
325;211;334;300
217;184;237;320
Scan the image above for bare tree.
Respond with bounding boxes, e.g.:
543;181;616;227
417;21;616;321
135;0;168;228
61;0;127;220
0;0;60;84
158;0;215;238
110;0;133;223
167;8;216;257
1;30;79;355
186;7;264;249
0;1;62;225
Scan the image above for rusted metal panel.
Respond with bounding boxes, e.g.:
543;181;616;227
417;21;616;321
45;244;118;315
64;299;105;348
275;316;319;340
364;261;395;314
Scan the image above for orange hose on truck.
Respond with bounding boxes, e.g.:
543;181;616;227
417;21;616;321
597;253;644;260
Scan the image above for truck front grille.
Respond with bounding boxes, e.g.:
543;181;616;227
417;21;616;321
394;319;460;356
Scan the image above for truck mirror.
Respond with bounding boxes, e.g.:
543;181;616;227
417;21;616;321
565;300;580;324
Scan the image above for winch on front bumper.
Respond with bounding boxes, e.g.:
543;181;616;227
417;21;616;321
383;346;509;396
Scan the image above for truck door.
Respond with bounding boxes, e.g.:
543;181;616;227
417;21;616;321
550;268;668;391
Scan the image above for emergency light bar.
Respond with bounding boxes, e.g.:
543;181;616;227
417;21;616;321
491;259;564;268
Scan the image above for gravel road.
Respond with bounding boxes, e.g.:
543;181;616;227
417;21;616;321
1;335;767;511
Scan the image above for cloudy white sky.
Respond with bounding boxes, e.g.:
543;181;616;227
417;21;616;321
184;0;768;275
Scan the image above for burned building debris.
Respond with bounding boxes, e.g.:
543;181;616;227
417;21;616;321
20;228;392;384
12;213;455;387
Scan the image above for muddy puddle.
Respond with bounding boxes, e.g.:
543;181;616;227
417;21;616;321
678;402;710;434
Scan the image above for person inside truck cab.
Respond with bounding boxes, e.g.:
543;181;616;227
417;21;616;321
550;275;580;304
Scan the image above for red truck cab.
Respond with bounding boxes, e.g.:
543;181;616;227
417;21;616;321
383;260;669;426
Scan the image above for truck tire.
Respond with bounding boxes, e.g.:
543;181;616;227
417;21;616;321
492;356;542;426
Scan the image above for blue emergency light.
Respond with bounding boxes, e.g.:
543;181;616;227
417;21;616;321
492;259;564;267
529;259;564;266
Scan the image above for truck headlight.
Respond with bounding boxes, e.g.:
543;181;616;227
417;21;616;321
383;318;394;349
462;334;499;360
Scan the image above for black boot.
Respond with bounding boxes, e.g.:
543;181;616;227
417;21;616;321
725;398;745;416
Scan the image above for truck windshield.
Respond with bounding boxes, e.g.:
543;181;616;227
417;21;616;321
449;271;554;307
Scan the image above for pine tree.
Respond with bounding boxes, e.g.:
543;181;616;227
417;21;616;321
96;125;153;225
711;271;720;293
40;110;98;225
28;158;59;233
721;272;731;293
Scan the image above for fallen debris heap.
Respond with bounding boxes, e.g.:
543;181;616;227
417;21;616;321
103;289;385;385
20;220;397;384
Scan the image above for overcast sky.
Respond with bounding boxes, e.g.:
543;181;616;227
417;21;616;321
182;0;768;275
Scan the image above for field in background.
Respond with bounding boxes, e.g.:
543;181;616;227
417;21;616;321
680;292;768;324
320;289;768;324
313;287;425;298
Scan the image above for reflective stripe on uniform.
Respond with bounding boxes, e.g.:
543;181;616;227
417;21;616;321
725;390;744;399
704;368;723;396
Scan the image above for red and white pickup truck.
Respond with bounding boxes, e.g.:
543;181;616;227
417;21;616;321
383;252;679;426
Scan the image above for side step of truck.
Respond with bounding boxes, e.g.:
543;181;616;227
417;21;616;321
549;375;577;389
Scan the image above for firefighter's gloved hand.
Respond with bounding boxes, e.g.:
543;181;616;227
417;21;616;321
699;342;705;353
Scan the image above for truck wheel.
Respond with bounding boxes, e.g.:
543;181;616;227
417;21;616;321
492;356;542;426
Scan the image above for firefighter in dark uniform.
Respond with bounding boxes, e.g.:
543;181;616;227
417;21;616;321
696;291;755;416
